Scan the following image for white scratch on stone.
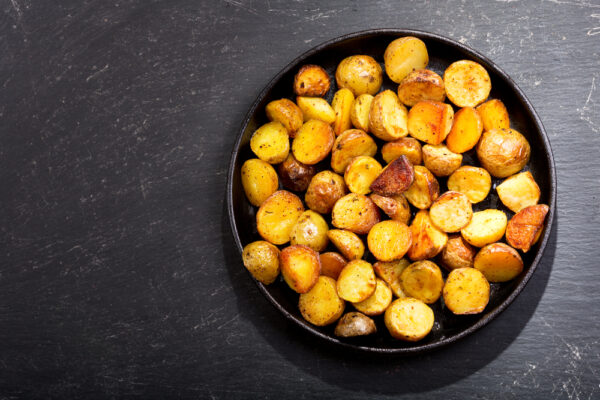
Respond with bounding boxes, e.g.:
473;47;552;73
221;0;259;16
587;14;600;35
10;0;22;19
577;76;599;133
86;64;110;82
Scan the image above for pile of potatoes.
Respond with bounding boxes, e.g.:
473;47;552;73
240;36;549;342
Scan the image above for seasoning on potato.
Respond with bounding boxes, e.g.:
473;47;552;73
474;242;524;282
477;98;510;131
461;209;507;248
384;36;429;84
319;252;348;280
294;64;331;97
250;121;290;164
242;241;280;284
344;156;383;195
367;220;412;262
327;229;365;261
305;170;347;214
334;312;377;337
296;96;336;124
292;119;335;165
444;60;491;108
445;106;483;153
280;244;321;293
336;260;377;303
506;204;549;252
289;210;329;252
331;193;380;235
369;155;415;197
381;137;423;165
408;210;448;261
447;166;492;204
443;268;490;315
353;278;393;316
421;144;462;177
476;128;531;178
332;88;355;136
331;129;378;174
384;298;434;341
496;171;540;213
440;234;476;270
256;190;304;245
265;98;304;138
370;193;411;225
241;158;279;207
369;90;409;141
404;165;440;209
350;94;374;132
299;276;345;326
397;69;445;107
373;259;410;298
407;100;454;145
429;191;473;233
335;55;383;96
399;260;444;304
278;154;316;192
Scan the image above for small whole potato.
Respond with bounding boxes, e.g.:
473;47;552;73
250;121;290;164
294;64;331;97
278;154;316;192
289;210;329;252
336;260;377;303
474;243;524;282
384;37;429;84
350;94;374;132
381;137;423;165
331;129;378;174
476;128;531;178
384;298;434;341
305;170;347;214
369;90;409;141
334;312;377;337
299;276;344;326
265;98;304;138
292;119;335;165
367;220;412;262
242;241;280;284
441;234;476;270
331;193;380;235
280;244;321;293
422;144;463;177
241;158;279;207
335;55;383;96
256;190;304;245
397;69;445;107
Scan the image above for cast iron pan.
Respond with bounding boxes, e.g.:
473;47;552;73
227;29;556;354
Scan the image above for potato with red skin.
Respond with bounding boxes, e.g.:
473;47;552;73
440;235;476;270
278;154;316;192
265;98;304;138
369;155;415;196
331;193;380;235
319;252;347;280
381;137;423;165
294;64;331;97
369;193;411;225
506;204;549;252
305;171;347;214
280;244;321;293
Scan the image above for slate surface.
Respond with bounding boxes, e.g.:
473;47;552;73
0;0;599;398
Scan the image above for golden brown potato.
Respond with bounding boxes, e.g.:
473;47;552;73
305;171;347;214
350;94;374;132
477;99;510;131
292;119;335;165
381;137;423;165
404;165;440;209
289;210;329;252
241;159;279;207
250;121;290;164
319;252;347;280
443;268;490;315
335;55;383;96
336;260;377;303
327;229;365;260
369;193;411;225
332;88;355;136
476;128;531;178
429;191;473;233
384;297;434;341
330;129;378;174
461;209;507;248
299;276;344;326
331;193;380;235
353;278;393;316
369;155;415;196
367;220;412;262
422;144;463;177
373;259;410;298
440;234;476;270
334;312;377;337
407;100;454;145
399;260;444;304
474;243;523;282
447;166;492;204
294;64;331;97
408;210;448;261
296;96;336;124
397;69;445;107
344;156;382;195
280;244;321;293
256;190;304;245
444;60;491;107
242;241;280;284
369;90;409;141
445;107;483;153
384;37;429;84
496;171;541;213
278;154;316;192
265;98;304;138
506;204;549;253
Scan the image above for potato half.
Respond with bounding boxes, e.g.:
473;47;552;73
256;190;304;245
476;128;531;178
477;99;510;131
373;259;410;298
384;298;434;341
443;268;490;315
278;154;316;192
369;155;415;197
429;191;473;233
447;166;492;204
280;244;321;293
335;55;383;96
331;193;380;235
461;209;507;248
331;129;378;174
350;94;374;132
408;210;448;261
422;144;462;177
353;278;393;316
319;252;347;280
496;171;541;213
265;98;304;138
332;88;355;136
294;64;331;97
305;170;347;214
344;156;382;195
241;159;279;207
299;276;344;326
440;234;476;270
292;119;335;165
336;260;377;303
445;107;483;153
399;260;444;304
506;204;549;253
407;100;454;145
397;69;445;107
381;137;423;165
367;220;412;262
444;60;491;107
327;229;365;260
289;210;329;252
384;37;429;83
369;90;409;141
474;242;524;282
334;312;377;337
404;165;440;209
250;121;290;164
296;96;336;124
242;241;280;284
369;193;411;225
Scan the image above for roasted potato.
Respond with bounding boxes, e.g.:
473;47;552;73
336;260;377;303
330;129;378;174
477;99;510;131
256;190;304;245
506;204;549;252
474;242;524;282
399;260;444;304
445;107;483;153
373;259;409;298
334;312;377;337
344;156;382;195
292;119;335;165
407;100;454;145
461;209;507;248
369;155;414;196
444;60;491;107
404;165;440;209
299;276;344;326
242;241;280;284
265;98;304;138
296;96;336;124
476;128;531;178
332;88;355;136
289;210;329;252
422;144;463;177
447;166;492;204
319;252;347;280
241;159;279;207
440;234;476;270
367;220;412;262
408;210;448;261
353;278;393;316
369;90;409;141
335;55;383;96
397;69;445;107
429;191;473;233
250;121;290;164
331;193;380;235
305;170;347;214
327;229;365;260
384;37;429;83
294;64;331;97
278;154;316;192
370;193;411;225
443;268;490;315
496;171;541;213
381;137;423;165
280;244;321;293
350;94;374;132
384;298;434;341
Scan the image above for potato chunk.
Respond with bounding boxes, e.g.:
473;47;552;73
506;204;549;253
399;260;444;304
330;129;378;174
265;98;304;138
408;210;448;261
299;276;344;326
381;137;423;165
429;191;473;233
443;268;490;315
384;298;434;341
440;234;476;270
241;159;279;207
319;252;347;280
447;166;492;204
250;121;290;164
474;243;524;282
369;90;409;141
496;171;541;213
445;107;483;153
404;165;440;209
331;88;355;136
327;229;364;261
373;259;410;298
444;60;491;107
242;241;280;284
422;144;462;177
476;128;531;178
305;171;347;214
294;64;331;97
334;312;377;337
384;37;429;84
256;190;304;245
397;69;445;107
280;244;321;293
369;193;411;225
367;220;412;262
477;99;510;131
353;278;393;316
292;119;335;165
344;156;382;195
461;209;507;248
335;55;383;96
369;155;414;196
278;154;316;192
296;96;336;124
407;101;454;145
336;260;377;303
350;94;374;132
331;193;380;235
289;210;329;252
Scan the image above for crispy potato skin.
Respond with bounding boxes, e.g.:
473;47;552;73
294;64;331;97
422;144;462;177
447;166;492;204
250;121;290;164
443;268;490;315
350;94;374;132
429;191;473;233
461;209;507;248
404;165;440;209
373;259;410;298
335;55;383;96
441;234;476;270
319;252;347;280
344;156;382;195
408;210;448;261
397;69;445;107
384;37;429;84
292;119;335;165
477;99;510;131
476;128;531;178
305;171;347;214
407;101;454;145
332;88;355;136
496;171;541;213
353;278;393;316
474;243;523;282
369;90;409;141
334;312;377;337
446;107;483;153
331;193;380;235
336;260;377;303
241;159;279;207
444;60;491;107
296;97;336;124
506;204;549;252
367;220;412;262
242;241;280;284
370;155;415;196
370;193;411;224
265;98;304;138
278;154;316;192
384;298;434;341
256;190;304;245
331;129;378;174
299;276;345;326
399;260;444;304
289;210;329;252
381;137;423;165
280;244;321;293
327;229;365;260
